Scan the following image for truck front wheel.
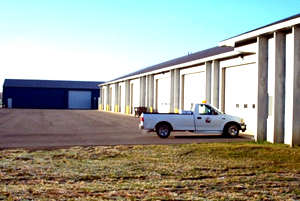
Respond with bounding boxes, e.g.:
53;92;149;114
223;123;239;137
156;124;171;138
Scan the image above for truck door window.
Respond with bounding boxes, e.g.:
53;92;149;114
199;104;212;115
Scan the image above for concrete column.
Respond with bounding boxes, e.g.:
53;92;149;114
146;75;150;108
114;83;119;112
139;76;146;107
292;26;300;146
257;36;269;142
106;85;110;111
102;87;105;110
118;85;121;111
149;75;154;112
170;70;175;112
206;61;212;104
221;68;226;113
125;80;130;114
212;60;220;108
99;86;103;110
274;32;286;143
174;69;180;113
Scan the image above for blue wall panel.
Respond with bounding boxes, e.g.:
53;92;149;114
3;87;67;109
3;87;100;109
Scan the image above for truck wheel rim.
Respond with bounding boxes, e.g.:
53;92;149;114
159;127;168;136
229;127;237;135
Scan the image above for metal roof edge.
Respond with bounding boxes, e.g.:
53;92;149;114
4;79;104;89
219;14;300;47
100;50;244;87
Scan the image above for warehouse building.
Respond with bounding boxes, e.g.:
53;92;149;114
3;79;104;109
99;14;300;146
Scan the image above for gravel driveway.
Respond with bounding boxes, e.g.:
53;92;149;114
0;109;252;149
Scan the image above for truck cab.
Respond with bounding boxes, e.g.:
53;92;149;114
139;103;246;138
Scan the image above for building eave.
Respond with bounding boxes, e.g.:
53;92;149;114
219;16;300;47
100;50;246;87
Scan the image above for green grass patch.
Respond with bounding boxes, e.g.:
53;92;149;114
1;142;300;200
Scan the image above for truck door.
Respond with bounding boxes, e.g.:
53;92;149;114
195;104;225;132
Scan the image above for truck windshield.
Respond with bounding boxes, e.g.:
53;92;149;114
209;105;223;114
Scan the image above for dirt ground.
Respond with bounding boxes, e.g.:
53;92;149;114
0;109;252;149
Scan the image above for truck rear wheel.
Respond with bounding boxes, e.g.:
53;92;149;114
156;124;171;138
223;123;239;137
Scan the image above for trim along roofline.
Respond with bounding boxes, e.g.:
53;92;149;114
219;13;300;47
99;50;248;86
99;13;300;87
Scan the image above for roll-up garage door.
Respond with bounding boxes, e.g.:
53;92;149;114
68;90;92;109
225;63;257;134
156;77;170;113
120;84;125;113
182;72;205;110
130;80;140;114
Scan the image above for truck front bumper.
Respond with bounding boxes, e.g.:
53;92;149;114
240;123;247;132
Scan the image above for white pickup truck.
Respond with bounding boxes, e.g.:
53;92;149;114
139;103;246;138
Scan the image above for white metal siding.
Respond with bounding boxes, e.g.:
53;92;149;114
225;63;257;134
68;90;91;109
182;72;205;110
267;38;275;143
156;77;170;113
120;82;126;113
111;85;116;112
284;33;294;145
130;79;140;114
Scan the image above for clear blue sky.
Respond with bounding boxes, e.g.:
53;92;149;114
0;0;299;91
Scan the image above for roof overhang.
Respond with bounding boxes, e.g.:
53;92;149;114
99;50;247;87
219;16;300;47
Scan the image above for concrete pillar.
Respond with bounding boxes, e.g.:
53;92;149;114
174;69;180;113
146;75;150;108
149;75;154;112
292;26;300;146
170;70;175;112
257;36;269;141
118;85;121;111
98;86;102;110
102;87;105;110
114;83;119;112
273;32;286;143
206;61;212;104
212;60;220;108
106;85;110;111
221;68;226;113
140;76;146;107
125;80;130;114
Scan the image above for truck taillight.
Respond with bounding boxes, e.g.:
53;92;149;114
139;116;144;122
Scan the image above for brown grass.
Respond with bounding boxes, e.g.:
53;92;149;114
1;142;300;200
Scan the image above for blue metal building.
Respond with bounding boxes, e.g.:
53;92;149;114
2;79;104;109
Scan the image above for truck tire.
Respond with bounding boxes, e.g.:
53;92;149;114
223;123;239;137
156;124;171;138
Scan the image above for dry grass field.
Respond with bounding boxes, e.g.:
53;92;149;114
1;142;300;200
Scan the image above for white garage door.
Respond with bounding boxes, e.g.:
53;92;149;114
68;90;92;109
182;72;205;110
120;84;125;113
156;78;170;113
225;63;257;134
130;80;140;114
